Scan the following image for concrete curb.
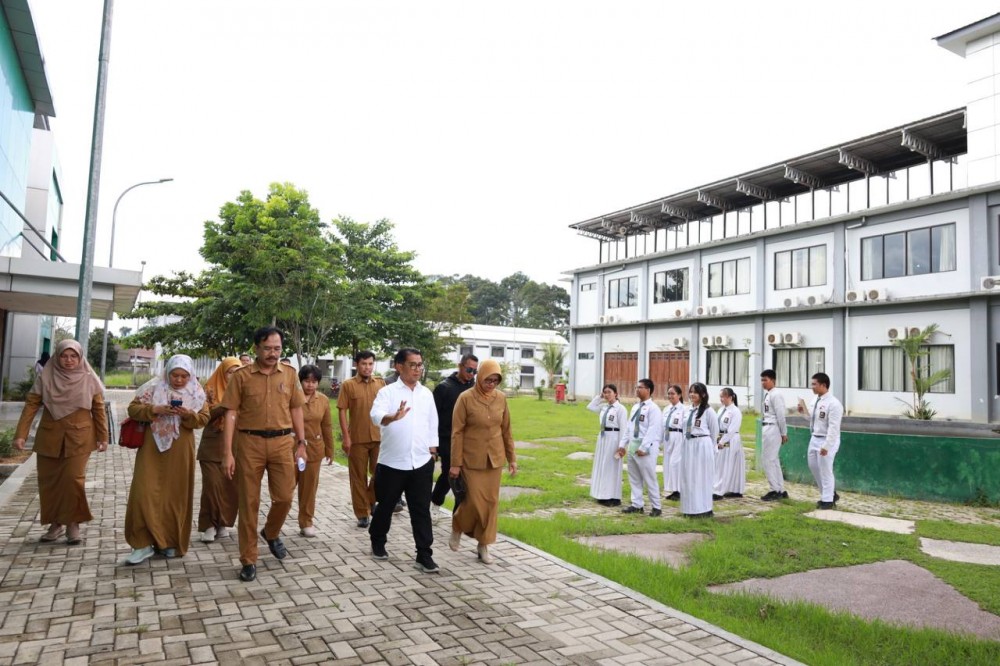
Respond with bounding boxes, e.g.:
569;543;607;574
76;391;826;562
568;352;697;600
0;450;35;508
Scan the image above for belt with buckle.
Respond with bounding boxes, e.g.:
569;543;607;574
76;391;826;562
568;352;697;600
668;428;683;433
603;427;620;432
239;428;293;438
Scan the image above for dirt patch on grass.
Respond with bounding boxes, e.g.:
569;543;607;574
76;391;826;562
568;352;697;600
499;486;543;499
576;532;710;569
0;450;31;465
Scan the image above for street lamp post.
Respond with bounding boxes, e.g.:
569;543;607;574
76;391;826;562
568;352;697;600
100;179;172;381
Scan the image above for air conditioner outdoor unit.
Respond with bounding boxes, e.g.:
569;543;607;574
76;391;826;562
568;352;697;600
672;336;689;349
805;294;823;306
701;335;714;347
696;305;709;316
710;304;725;315
713;335;731;348
888;326;921;340
982;276;1000;291
845;289;865;303
867;287;889;302
606;315;618;324
783;332;803;346
766;332;785;346
782;296;799;308
598;315;607;324
673;307;689;318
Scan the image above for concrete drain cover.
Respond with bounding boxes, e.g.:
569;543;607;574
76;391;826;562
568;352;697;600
576;533;709;569
920;537;1000;565
710;560;1000;639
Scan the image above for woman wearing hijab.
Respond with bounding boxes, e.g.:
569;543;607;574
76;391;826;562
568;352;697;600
197;357;242;543
448;359;517;564
680;382;719;519
13;340;109;545
124;355;210;564
296;364;334;537
586;384;627;506
713;387;745;499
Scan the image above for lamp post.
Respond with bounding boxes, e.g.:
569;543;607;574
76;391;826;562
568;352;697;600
100;179;172;381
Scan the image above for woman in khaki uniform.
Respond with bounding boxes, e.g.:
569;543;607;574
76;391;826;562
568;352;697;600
448;358;517;564
124;355;210;565
197;357;242;543
13;339;109;545
296;365;334;537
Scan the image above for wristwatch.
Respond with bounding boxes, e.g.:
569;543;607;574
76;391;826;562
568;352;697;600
297;439;307;446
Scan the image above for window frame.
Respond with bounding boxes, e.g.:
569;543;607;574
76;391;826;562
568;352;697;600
705;349;750;386
490;345;504;357
772;347;826;388
653;267;690;304
860;223;956;281
607;276;638;309
707;257;751;298
858;344;955;393
773;244;827;291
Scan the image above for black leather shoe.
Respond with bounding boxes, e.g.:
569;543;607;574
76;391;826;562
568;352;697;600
665;491;680;501
724;492;743;498
761;491;779;501
621;505;644;514
239;564;256;582
834;492;840;502
649;508;662;517
817;501;836;510
712;494;724;501
357;517;370;528
393;499;405;513
260;529;288;559
780;491;789;499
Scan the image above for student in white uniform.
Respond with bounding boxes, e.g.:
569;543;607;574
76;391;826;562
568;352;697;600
586;384;628;507
661;385;685;502
712;387;745;499
680;382;719;518
619;379;663;517
797;372;844;509
759;369;788;501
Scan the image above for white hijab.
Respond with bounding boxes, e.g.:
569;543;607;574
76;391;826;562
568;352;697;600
134;355;206;452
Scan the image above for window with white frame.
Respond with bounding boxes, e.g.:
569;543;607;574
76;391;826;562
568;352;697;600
460;345;473;356
578;352;595;360
707;258;750;297
607;276;638;308
520;365;534;375
490;345;504;357
580;282;595;292
653;268;689;303
861;223;956;280
773;348;826;388
706;349;749;386
774;245;827;290
858;345;955;393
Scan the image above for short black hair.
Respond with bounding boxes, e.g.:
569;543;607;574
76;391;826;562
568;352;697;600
393;348;422;365
355;350;376;363
812;372;831;389
253;326;284;346
298;364;323;383
238;353;251;359
638;378;654;393
760;369;776;381
460;353;479;365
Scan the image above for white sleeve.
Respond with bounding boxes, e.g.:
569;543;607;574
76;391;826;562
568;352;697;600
827;399;843;447
370;386;391;427
617;405;630;448
586;395;603;413
426;390;439;451
708;408;720;443
773;393;787;435
641;406;663;452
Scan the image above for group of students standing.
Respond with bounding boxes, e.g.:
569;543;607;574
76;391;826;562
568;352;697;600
587;369;844;518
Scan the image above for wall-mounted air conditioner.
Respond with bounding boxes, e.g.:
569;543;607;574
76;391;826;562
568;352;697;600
701;335;714;347
782;296;799;308
887;325;920;341
696;305;709;316
981;276;1000;291
598;315;607;324
845;289;865;303
606;314;618;324
766;332;785;346
713;335;731;348
867;287;889;302
673;307;689;318
783;332;803;346
672;336;688;349
710;304;725;315
805;294;823;306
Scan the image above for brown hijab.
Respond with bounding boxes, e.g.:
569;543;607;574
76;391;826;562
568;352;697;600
31;339;105;420
203;357;242;406
474;358;503;401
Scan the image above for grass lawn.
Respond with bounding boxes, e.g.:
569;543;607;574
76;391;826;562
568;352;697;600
495;397;1000;666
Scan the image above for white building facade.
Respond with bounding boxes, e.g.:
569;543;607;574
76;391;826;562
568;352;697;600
566;14;1000;423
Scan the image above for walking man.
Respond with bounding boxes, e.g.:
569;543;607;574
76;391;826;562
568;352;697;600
337;351;386;528
620;378;663;516
221;326;307;582
798;372;844;509
369;348;440;572
431;353;479;520
759;369;788;501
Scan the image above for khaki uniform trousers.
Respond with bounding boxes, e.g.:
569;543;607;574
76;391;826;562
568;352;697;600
348;441;379;518
236;433;295;565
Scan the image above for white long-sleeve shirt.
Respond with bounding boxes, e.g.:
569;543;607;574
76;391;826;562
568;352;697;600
628;399;663;454
587;395;629;449
762;388;787;435
685;405;720;441
717;405;742;448
804;392;844;449
370;380;438;470
662;402;686;440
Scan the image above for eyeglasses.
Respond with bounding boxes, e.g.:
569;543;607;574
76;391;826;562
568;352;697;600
462;366;478;375
483;377;501;385
405;362;424;369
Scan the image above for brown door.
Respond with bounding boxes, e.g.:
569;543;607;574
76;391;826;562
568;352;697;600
648;351;690;400
603;352;638;394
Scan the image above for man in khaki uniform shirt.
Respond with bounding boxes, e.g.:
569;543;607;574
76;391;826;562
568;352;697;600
338;350;385;528
222;326;306;582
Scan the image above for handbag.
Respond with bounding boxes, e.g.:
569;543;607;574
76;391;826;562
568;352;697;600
118;418;147;449
450;473;468;504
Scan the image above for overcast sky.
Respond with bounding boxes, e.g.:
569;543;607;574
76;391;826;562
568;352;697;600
28;0;999;328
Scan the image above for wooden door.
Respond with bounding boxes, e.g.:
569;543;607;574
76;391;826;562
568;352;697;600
648;351;690;399
603;352;638;394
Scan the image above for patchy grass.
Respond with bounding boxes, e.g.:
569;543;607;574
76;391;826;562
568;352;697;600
917;520;1000;547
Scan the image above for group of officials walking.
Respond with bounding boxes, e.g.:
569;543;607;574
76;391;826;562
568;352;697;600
587;370;844;519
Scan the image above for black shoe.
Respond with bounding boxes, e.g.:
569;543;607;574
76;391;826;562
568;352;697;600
621;506;644;514
712;494;724;501
834;492;840;502
371;543;389;560
761;491;781;501
260;529;288;560
817;501;836;510
780;491;789;499
724;492;743;498
666;491;680;501
415;555;440;573
649;508;662;517
685;511;714;519
238;564;256;582
609;499;622;506
357;517;370;528
393;499;405;514
596;499;610;506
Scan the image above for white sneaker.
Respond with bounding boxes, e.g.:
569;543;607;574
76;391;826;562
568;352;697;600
215;527;229;539
200;529;215;543
431;504;442;524
300;526;317;537
125;546;155;565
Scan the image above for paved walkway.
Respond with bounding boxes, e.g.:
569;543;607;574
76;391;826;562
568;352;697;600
0;398;799;666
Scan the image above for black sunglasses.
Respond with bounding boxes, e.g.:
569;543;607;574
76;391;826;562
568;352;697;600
462;366;478;375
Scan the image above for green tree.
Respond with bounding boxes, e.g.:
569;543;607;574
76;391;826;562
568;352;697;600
87;329;117;370
892;324;952;420
446;272;569;333
535;340;566;388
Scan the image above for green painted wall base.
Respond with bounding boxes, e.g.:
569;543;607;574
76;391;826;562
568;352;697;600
778;425;1000;504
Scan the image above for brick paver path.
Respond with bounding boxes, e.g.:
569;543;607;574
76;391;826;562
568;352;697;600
0;396;799;665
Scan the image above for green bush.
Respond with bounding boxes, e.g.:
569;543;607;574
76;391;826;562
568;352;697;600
0;428;15;458
4;369;36;401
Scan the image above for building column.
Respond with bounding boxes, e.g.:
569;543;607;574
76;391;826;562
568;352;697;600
971;299;990;423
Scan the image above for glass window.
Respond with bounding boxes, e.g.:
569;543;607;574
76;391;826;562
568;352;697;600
859;345;954;393
773;348;825;388
580;282;595;292
460;345;473;356
774;251;791;290
791;248;809;288
706;350;749;386
490;345;504;357
931;224;956;273
861;223;955;281
810;245;827;286
884;232;906;278
907;228;930;275
520;365;534;375
521;348;534;359
653;268;689;303
578;352;595;360
722;260;736;296
608;277;638;309
736;258;750;295
708;262;723;297
708;258;750;297
862;236;882;280
775;244;827;290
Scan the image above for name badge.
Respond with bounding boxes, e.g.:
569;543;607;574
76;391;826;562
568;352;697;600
695;419;701;428
608;415;615;423
820;411;827;420
764;404;770;413
723;417;730;426
673;418;680;426
639;415;645;422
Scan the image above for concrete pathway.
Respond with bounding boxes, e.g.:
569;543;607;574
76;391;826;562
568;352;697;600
803;510;915;535
0;397;799;665
919;538;1000;566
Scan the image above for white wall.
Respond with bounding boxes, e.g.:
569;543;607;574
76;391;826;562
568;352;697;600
963;31;1000;185
602;327;641;353
764;231;836;310
573;330;597;396
576;272;600;325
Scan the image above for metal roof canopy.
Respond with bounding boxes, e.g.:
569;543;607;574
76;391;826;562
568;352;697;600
570;108;967;240
1;0;56;117
0;257;141;319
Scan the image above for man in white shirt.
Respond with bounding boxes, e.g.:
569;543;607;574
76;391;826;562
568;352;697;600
369;348;440;573
620;379;664;517
797;372;844;510
759;369;788;501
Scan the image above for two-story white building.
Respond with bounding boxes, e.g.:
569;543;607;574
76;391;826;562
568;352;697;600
566;14;1000;423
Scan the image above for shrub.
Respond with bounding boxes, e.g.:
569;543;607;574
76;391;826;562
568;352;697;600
0;428;15;458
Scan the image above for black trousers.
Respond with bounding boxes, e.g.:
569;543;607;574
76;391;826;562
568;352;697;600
431;451;463;508
369;458;434;558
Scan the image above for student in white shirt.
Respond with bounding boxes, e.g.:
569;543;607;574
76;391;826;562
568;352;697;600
661;385;685;502
369;348;440;573
797;372;844;510
586;384;628;506
619;378;663;516
680;382;719;518
759;369;788;501
713;387;745;499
